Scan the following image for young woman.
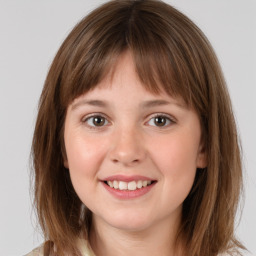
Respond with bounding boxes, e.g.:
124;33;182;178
27;0;246;255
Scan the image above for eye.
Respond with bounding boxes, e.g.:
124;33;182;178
147;114;174;127
83;115;109;128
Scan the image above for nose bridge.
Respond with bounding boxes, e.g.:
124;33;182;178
109;123;146;165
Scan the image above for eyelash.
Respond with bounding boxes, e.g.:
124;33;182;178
81;113;176;129
82;113;110;129
146;113;175;128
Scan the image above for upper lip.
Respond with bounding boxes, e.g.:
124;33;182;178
102;175;156;182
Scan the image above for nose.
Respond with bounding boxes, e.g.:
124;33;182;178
108;126;146;166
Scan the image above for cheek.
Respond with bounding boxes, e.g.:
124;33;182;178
151;134;200;170
64;130;107;193
65;131;104;170
149;134;199;194
151;137;198;212
64;133;108;208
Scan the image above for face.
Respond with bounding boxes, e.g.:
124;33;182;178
64;51;206;233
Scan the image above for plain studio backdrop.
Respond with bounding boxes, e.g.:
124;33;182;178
0;1;255;255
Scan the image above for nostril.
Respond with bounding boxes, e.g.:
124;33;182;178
111;158;140;165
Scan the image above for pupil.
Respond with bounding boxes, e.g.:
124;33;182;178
93;116;105;126
155;116;166;126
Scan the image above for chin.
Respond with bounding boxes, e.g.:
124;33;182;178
104;210;155;232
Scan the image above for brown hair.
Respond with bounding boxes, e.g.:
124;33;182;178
31;0;244;255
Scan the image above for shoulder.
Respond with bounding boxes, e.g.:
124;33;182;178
24;245;43;256
24;239;95;256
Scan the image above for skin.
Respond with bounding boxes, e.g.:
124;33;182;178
64;51;207;256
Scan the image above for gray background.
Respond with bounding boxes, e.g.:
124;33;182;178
0;1;255;255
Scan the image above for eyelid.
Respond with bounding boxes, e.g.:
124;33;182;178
81;112;108;121
145;113;176;127
81;112;111;129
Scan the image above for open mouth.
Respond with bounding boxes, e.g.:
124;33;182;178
104;180;157;191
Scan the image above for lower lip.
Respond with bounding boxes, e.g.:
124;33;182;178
102;182;156;199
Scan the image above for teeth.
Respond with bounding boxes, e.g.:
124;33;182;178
137;180;142;189
119;181;128;190
128;181;137;190
113;180;119;189
106;180;153;190
107;181;114;188
142;181;147;187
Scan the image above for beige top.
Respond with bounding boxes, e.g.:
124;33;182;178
25;239;95;256
25;240;253;256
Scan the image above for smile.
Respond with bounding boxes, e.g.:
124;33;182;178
105;180;153;191
102;175;157;199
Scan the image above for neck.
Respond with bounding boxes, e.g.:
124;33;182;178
89;214;184;256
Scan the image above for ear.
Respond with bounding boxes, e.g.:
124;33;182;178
61;140;69;168
196;144;207;168
64;158;69;169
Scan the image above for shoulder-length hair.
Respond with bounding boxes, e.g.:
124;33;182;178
32;0;244;255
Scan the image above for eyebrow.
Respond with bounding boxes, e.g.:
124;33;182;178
71;100;108;110
71;99;185;110
141;99;178;108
